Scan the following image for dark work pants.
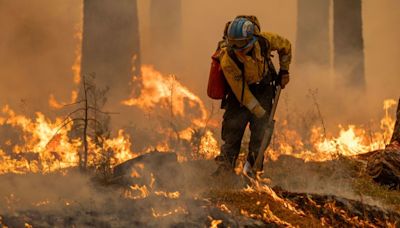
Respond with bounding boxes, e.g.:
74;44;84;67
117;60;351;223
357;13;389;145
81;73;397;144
220;77;274;168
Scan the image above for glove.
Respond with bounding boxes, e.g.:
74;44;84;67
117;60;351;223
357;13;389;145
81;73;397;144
279;70;290;89
251;104;266;118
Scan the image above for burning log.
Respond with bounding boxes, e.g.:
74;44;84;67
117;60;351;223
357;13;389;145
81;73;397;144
274;188;400;226
112;151;183;191
366;99;400;189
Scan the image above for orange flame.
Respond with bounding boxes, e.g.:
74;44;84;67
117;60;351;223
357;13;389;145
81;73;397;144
0;105;137;174
123;65;220;161
123;65;208;123
267;99;397;161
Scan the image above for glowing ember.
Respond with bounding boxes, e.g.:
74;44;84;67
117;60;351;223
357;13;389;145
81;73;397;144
210;219;223;228
125;184;150;200
151;206;188;218
218;204;232;214
154;191;181;199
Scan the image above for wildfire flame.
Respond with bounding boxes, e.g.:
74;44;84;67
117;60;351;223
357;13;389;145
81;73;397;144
123;65;207;122
267;99;397;161
123;65;220;160
0;105;136;174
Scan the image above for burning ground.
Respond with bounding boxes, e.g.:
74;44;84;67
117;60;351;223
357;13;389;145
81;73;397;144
0;66;399;227
0;153;399;227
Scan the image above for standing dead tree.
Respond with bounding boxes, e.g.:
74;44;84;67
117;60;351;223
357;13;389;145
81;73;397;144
75;74;112;170
334;0;365;88
366;99;400;189
296;0;330;67
52;74;112;170
149;0;182;73
390;98;400;144
82;0;141;101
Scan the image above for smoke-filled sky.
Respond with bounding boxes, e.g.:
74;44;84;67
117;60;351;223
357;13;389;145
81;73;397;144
0;0;398;126
0;0;81;113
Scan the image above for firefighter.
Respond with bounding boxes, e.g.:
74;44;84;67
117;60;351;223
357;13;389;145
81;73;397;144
214;16;292;176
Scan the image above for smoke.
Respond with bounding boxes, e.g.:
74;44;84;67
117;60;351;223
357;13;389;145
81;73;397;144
0;157;230;227
0;0;398;128
0;0;81;115
138;0;400;128
0;1;399;214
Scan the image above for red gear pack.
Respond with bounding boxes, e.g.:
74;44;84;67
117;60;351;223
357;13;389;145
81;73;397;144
207;48;227;100
207;36;271;100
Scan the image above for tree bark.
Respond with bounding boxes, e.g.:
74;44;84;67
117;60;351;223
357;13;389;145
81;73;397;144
390;98;400;143
333;0;365;88
149;0;181;73
81;0;141;100
296;0;330;67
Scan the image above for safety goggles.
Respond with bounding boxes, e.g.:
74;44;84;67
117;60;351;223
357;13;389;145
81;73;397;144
228;36;257;50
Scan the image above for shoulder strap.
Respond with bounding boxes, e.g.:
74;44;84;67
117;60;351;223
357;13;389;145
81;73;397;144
257;36;277;77
227;48;245;105
227;48;243;70
257;35;269;58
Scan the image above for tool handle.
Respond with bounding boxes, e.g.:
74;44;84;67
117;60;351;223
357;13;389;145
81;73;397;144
253;85;282;173
269;86;281;123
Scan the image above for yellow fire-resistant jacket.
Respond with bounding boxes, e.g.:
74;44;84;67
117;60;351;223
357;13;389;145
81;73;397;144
219;32;292;113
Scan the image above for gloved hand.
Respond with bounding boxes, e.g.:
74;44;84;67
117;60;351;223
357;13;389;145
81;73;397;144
251;104;266;118
279;70;290;89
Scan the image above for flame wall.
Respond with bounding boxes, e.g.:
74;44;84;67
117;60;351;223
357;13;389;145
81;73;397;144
0;0;398;130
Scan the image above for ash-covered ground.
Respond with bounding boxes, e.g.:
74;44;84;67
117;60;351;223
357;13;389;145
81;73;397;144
1;152;399;228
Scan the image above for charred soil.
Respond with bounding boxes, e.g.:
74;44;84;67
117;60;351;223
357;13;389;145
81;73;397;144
1;152;399;227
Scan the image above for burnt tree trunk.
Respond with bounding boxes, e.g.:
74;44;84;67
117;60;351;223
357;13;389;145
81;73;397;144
296;0;330;67
81;0;141;100
333;0;365;88
149;0;181;73
390;98;400;143
366;99;400;189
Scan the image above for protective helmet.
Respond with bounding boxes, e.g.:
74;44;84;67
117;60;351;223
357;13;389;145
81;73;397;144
227;17;257;50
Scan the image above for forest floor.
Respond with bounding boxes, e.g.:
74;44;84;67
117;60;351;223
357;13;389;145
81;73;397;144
0;152;399;227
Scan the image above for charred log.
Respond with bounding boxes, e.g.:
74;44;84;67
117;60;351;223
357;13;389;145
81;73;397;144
274;187;400;226
112;151;183;191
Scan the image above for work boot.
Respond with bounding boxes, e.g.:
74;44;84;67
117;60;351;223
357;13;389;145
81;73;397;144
212;161;234;177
